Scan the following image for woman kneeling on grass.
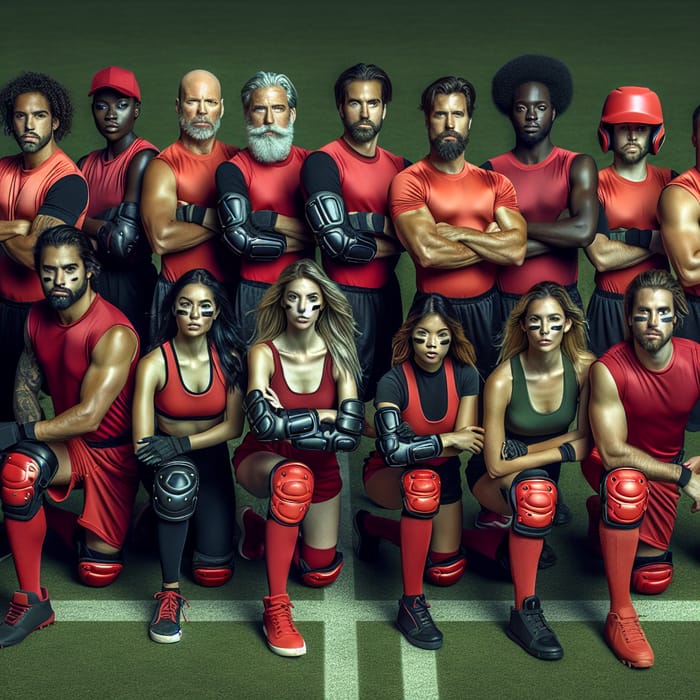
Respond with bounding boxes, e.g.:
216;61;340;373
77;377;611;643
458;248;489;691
133;268;246;644
354;293;484;650
232;259;363;657
464;281;593;660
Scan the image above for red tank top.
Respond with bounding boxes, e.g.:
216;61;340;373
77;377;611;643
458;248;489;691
156;139;239;283
27;294;138;442
154;340;227;421
80;136;159;216
401;357;459;435
266;340;337;409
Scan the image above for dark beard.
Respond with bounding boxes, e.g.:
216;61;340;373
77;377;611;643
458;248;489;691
433;131;467;161
47;277;88;310
348;119;381;143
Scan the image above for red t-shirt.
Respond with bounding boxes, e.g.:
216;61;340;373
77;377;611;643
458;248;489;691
390;158;519;297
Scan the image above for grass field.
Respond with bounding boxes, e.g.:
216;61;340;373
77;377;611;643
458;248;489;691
2;0;700;697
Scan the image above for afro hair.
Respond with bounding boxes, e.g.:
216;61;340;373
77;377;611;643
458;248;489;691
492;54;573;116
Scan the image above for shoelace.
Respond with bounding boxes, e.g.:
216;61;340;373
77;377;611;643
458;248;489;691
618;615;646;643
267;600;297;636
4;599;30;626
153;590;189;624
411;596;434;626
523;608;553;636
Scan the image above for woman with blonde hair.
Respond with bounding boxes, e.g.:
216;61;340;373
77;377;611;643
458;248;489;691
233;258;363;657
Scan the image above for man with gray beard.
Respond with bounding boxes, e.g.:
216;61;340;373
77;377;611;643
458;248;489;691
216;71;314;345
141;69;239;343
389;75;527;381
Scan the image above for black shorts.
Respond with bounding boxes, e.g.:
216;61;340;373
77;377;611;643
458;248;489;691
340;276;403;402
0;299;31;421
586;288;625;358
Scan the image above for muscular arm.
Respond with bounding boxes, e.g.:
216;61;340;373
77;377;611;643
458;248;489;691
435;205;527;266
588;361;685;482
188;387;244;449
525;154;598;249
585;232;657;272
13;325;44;423
33;325;139;442
141;158;219;257
659;184;700;288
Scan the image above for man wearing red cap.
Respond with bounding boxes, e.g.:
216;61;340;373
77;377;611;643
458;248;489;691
0;71;88;421
78;66;159;342
141;69;239;342
585;86;675;357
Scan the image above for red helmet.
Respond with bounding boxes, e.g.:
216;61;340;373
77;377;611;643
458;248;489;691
598;86;665;154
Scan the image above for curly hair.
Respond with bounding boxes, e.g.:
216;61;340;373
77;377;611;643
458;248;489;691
499;281;591;374
391;293;476;367
491;54;573;116
253;259;362;386
419;76;476;118
334;63;392;107
151;268;246;389
0;71;73;140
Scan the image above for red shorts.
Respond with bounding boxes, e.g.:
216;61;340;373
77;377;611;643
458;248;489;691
582;447;680;550
47;438;139;549
232;432;342;503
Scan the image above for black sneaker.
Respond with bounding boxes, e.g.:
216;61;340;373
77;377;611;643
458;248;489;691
0;588;55;647
396;594;443;650
149;589;189;644
353;510;380;563
506;595;563;660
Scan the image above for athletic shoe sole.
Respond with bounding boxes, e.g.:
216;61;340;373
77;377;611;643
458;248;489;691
263;625;306;657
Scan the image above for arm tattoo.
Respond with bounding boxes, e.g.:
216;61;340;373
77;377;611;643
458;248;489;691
13;346;44;422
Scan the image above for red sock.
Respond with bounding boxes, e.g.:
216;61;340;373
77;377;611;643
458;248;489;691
428;549;460;563
300;543;335;570
461;527;507;559
363;512;400;547
400;515;432;596
600;522;638;612
6;507;47;596
265;518;299;597
44;503;79;550
509;531;543;608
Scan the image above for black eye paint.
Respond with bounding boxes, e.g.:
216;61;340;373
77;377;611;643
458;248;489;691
311;304;321;311
176;309;188;316
201;310;214;317
660;315;674;323
527;324;541;331
633;315;647;323
439;339;450;345
550;324;563;331
413;338;426;345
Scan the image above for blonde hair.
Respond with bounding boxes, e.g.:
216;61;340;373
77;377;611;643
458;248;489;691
253;259;362;385
499;281;592;374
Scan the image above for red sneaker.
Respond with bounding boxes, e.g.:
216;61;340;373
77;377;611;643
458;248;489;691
262;594;306;657
604;606;654;668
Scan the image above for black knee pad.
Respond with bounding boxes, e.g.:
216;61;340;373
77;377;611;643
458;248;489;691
153;457;199;522
1;440;58;521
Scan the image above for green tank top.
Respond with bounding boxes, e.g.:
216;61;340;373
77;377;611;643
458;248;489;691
505;353;578;440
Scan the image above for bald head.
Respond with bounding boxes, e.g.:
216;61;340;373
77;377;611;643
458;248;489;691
179;69;222;102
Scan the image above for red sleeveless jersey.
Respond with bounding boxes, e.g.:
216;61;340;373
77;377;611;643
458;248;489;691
156;139;238;283
27;294;139;442
488;147;579;293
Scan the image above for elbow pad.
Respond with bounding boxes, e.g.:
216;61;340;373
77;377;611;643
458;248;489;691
374;406;442;467
218;192;285;261
292;398;365;452
97;201;142;259
243;389;318;441
305;191;377;263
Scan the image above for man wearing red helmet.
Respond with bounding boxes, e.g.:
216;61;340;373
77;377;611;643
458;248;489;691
78;66;159;343
585;86;675;357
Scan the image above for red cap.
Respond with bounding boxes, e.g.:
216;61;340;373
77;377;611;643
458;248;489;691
88;66;141;101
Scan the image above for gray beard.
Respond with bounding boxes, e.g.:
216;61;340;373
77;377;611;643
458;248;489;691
179;113;221;141
246;122;294;163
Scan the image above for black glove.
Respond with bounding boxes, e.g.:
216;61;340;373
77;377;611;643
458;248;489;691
0;421;36;451
501;438;528;460
135;435;191;467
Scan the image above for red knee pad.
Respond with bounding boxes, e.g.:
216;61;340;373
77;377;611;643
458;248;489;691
632;552;673;595
601;468;648;529
424;553;466;587
192;567;233;587
401;469;440;518
78;560;123;587
509;470;557;537
269;461;314;526
297;551;344;588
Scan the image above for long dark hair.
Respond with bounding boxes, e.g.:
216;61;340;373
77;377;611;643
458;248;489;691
152;269;245;389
